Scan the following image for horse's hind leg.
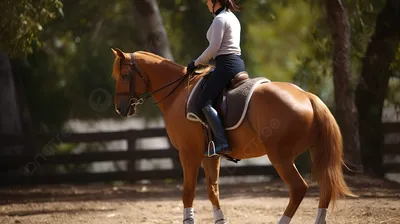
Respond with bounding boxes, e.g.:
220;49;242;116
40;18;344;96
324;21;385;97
272;161;309;224
180;151;203;224
202;156;227;224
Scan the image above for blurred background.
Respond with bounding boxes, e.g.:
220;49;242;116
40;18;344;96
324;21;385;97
0;0;399;186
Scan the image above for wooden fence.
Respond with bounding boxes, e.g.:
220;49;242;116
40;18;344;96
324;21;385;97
0;128;276;186
0;122;398;186
382;122;400;173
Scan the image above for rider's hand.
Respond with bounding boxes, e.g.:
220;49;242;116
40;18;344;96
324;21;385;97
186;60;197;75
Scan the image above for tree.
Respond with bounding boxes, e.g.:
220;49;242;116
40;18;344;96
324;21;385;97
0;0;62;156
325;0;362;171
131;0;174;60
17;0;139;131
0;52;23;155
355;0;400;177
0;0;63;57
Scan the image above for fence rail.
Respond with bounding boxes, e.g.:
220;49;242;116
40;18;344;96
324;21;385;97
0;149;175;168
0;122;398;186
382;122;400;173
0;129;168;146
382;122;400;133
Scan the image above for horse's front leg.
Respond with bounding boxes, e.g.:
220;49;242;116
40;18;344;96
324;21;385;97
202;156;227;224
179;149;203;224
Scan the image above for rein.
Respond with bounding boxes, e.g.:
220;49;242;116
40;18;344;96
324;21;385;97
117;53;191;107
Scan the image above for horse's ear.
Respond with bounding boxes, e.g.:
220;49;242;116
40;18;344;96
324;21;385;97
114;48;126;59
111;48;118;57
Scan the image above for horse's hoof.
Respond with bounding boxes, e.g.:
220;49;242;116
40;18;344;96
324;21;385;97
183;218;194;224
215;218;228;224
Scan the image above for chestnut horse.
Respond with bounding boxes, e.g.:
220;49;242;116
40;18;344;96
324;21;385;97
111;49;355;224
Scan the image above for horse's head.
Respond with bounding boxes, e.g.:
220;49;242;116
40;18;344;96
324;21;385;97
111;48;148;117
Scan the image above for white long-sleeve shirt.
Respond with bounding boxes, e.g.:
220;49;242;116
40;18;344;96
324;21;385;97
195;8;241;66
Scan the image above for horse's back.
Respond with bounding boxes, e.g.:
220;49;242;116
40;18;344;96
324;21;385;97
253;81;311;108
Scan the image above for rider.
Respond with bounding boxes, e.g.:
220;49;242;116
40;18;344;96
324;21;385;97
186;0;245;156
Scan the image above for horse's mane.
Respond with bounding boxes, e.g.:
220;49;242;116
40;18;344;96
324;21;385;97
112;51;215;80
136;51;215;76
138;51;183;68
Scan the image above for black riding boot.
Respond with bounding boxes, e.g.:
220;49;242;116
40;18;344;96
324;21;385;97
202;104;231;156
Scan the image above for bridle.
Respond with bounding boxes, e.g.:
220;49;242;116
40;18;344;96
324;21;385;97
115;53;191;108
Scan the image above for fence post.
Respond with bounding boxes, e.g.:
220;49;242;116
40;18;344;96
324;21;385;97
127;132;137;183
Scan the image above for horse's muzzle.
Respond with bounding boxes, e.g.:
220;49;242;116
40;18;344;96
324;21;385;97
116;102;135;117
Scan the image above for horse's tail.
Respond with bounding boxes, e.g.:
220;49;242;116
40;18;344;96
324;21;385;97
308;93;356;208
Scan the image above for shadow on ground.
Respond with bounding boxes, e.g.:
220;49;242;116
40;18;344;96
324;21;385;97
0;208;115;217
0;175;398;205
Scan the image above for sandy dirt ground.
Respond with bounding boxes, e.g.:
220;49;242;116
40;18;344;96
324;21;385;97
0;175;399;224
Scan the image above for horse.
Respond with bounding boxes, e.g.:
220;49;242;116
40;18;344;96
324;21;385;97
111;48;356;224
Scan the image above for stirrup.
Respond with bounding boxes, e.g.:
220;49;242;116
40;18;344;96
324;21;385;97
205;141;218;157
204;141;231;157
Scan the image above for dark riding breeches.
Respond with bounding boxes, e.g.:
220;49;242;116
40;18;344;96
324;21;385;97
197;54;245;109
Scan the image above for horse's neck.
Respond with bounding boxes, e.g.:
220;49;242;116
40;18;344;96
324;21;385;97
137;53;186;113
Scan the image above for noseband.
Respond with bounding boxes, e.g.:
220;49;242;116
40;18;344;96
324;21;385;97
115;53;191;107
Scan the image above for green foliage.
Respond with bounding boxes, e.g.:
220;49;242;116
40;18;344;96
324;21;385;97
391;45;400;71
158;0;213;64
0;0;63;57
10;0;400;132
292;0;390;105
21;0;138;131
243;1;317;82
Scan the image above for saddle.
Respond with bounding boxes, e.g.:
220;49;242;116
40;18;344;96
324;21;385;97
185;69;270;162
186;69;270;130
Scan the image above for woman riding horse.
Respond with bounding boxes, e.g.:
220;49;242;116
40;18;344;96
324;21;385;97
111;1;356;222
186;0;244;156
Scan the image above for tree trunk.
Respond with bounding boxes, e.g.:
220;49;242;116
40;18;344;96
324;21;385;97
0;51;23;155
325;0;362;171
183;0;212;59
131;0;174;60
11;58;37;152
355;0;400;177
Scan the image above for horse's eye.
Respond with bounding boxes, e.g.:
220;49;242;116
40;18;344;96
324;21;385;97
121;74;129;81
